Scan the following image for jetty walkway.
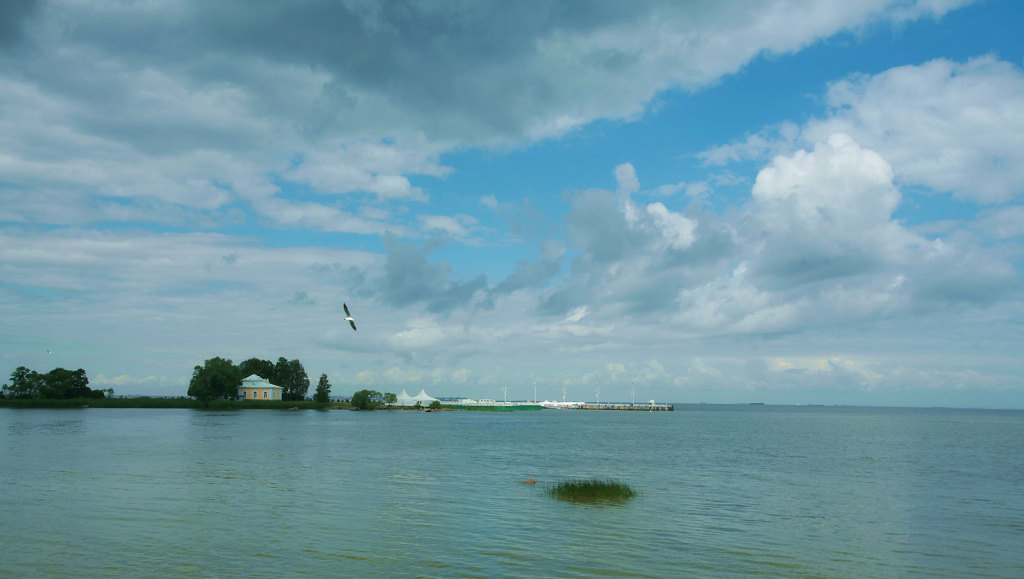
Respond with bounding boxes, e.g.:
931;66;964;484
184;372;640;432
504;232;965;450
578;403;674;411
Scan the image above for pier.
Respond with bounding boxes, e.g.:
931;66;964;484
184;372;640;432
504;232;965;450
578;403;674;411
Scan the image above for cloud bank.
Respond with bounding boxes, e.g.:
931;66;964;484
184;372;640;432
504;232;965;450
1;0;1020;407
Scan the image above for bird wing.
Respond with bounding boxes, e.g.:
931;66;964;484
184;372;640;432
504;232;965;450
348;319;357;331
343;303;351;316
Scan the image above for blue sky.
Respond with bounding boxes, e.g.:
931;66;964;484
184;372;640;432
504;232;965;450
2;0;1022;408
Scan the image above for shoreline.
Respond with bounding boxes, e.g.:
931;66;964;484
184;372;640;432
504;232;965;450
0;398;539;412
0;397;340;410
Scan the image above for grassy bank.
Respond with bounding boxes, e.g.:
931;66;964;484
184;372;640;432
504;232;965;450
0;399;547;412
0;397;346;410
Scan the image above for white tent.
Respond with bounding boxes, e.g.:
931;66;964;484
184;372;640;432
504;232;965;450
411;389;437;403
394;389;438;406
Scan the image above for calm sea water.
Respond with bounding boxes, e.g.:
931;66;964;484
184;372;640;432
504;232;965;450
1;405;1022;577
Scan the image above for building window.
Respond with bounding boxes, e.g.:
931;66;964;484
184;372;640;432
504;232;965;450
263;390;268;399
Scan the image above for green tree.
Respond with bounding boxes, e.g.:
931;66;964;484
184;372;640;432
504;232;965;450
428;400;442;410
41;368;91;399
313;373;331;403
350;389;398;409
188;357;242;400
3;366;101;399
239;357;275;380
275;357;310;401
3;366;43;399
350;389;382;410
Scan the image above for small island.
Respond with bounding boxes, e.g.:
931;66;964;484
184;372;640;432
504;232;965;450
1;366;110;402
2;357;514;412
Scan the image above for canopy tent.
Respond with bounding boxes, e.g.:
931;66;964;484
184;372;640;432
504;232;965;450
394;389;439;406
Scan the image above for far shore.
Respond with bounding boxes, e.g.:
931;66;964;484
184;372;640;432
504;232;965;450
0;397;344;410
0;398;530;411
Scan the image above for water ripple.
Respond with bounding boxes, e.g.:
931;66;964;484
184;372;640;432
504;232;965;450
2;407;1023;576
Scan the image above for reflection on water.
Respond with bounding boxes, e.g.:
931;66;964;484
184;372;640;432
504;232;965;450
1;406;1023;577
8;417;84;436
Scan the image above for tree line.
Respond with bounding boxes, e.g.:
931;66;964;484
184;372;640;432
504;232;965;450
187;356;333;403
186;356;405;409
350;389;397;410
4;358;395;408
2;366;110;399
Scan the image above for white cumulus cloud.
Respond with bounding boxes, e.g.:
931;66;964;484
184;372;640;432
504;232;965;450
804;56;1024;203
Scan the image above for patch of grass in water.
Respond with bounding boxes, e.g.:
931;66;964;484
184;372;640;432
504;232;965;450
547;478;637;504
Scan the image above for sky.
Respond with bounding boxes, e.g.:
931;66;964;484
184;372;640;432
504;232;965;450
2;0;1023;408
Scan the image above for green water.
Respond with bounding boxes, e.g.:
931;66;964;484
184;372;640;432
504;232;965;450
2;406;1022;577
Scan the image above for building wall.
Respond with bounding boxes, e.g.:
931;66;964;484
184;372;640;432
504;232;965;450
240;387;282;400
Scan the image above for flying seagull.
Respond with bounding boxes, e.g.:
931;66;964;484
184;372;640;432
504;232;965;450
343;303;357;331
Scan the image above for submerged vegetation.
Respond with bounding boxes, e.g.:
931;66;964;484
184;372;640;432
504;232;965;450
547;478;638;503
